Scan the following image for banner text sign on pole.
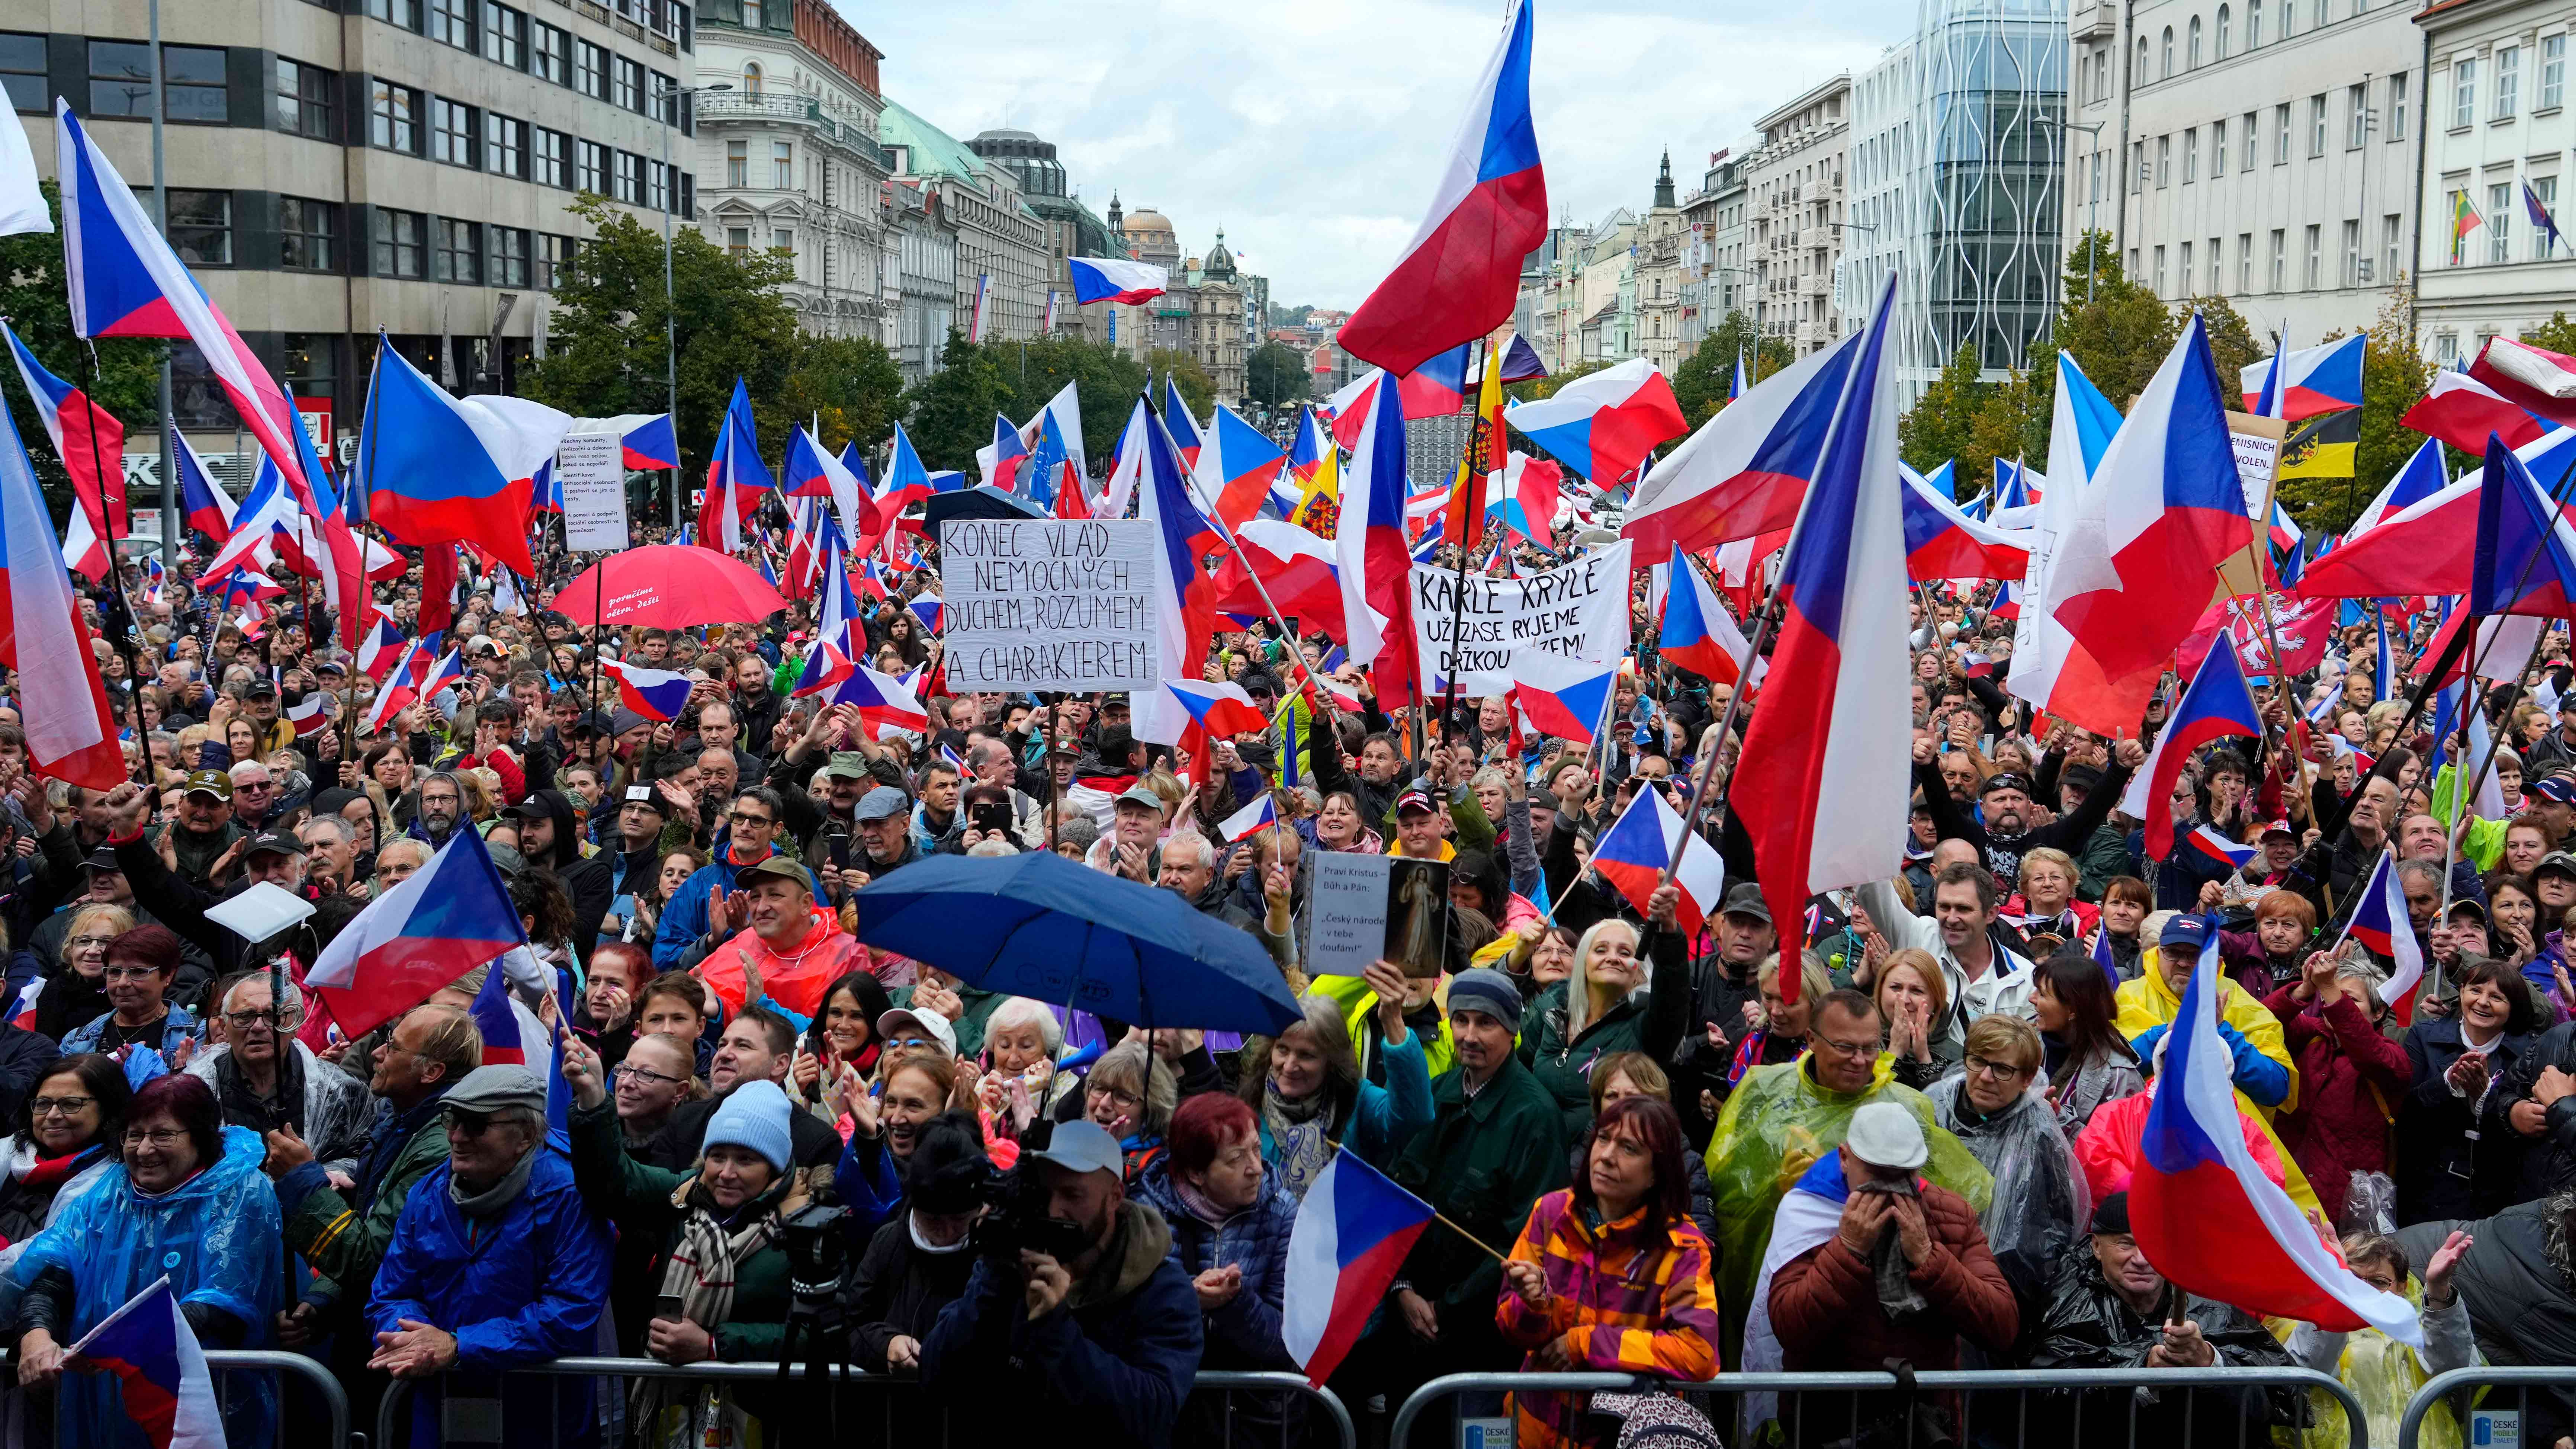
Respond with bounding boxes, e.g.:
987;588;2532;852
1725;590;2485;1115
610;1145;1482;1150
1411;539;1632;695
557;432;629;551
940;518;1161;691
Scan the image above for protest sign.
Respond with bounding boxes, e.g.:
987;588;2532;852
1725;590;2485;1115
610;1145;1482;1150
939;518;1160;691
556;432;628;551
1411;538;1632;695
1309;853;1452;978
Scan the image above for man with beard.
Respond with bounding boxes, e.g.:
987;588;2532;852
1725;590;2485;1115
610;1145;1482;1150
1914;737;2145;900
406;771;469;850
642;1003;841;1171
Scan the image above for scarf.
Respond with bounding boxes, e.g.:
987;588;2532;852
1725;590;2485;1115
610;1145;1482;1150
1171;1173;1231;1227
631;1174;800;1449
449;1146;537;1219
5;1139;102;1191
1262;1080;1334;1202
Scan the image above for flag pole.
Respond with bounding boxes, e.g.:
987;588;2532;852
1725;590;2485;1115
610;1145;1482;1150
1433;340;1491;762
1663;568;1777;884
68;344;150;784
2435;626;2548;929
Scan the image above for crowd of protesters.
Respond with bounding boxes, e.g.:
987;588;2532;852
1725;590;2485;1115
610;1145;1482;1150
7;541;2575;1449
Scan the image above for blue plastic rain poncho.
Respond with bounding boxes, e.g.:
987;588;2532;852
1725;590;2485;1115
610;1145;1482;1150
9;1125;282;1449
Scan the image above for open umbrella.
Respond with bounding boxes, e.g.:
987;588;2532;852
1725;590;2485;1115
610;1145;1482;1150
921;485;1046;532
849;852;1300;1034
547;545;787;629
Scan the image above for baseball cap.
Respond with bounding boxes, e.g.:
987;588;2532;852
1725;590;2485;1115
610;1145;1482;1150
182;769;233;801
1719;881;1772;924
736;856;813;891
1113;783;1166;812
245;678;277;699
2159;912;2218;954
2260;818;2295;839
1846;1101;1929;1171
2530;777;2576;804
2538;850;2576;879
243;829;301;860
1394;788;1438;817
500;800;550;822
77;848;122;875
854;786;911;823
876;1006;958;1059
621;784;670;816
818;751;873;782
1027;1119;1124;1180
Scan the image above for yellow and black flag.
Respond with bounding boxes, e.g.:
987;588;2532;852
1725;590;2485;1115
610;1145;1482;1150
2278;408;2360;480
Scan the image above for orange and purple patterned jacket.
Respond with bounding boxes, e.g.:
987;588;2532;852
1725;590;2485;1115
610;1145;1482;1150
1494;1187;1720;1447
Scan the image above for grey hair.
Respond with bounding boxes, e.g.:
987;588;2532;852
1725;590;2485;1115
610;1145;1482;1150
986;997;1063;1057
1162;829;1216;871
2334;950;2389;987
966;839;1016;857
301;815;353;846
2393;859;2445;894
1088;1040;1178;1138
222;971;305;1023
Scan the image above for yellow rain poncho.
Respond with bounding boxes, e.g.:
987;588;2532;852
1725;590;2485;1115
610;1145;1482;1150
1703;1053;1992;1367
2117;946;2301;1116
2275;1276;2472;1449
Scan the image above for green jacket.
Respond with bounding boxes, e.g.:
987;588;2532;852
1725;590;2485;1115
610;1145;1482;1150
1517;926;1691;1131
279;1098;449;1321
2077;821;2137;901
1389;1053;1571;1327
568;1100;797;1362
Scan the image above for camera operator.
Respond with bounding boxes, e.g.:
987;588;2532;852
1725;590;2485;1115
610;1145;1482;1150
918;1119;1202;1448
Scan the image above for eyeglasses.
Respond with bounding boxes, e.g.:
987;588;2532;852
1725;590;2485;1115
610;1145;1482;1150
30;1096;94;1117
102;966;165;982
611;1062;684;1088
444;1110;508;1137
728;812;775;828
122;1128;184;1149
1964;1054;2032;1081
224;1010;286;1030
1812;1034;1880;1061
67;935;116;953
1088;1082;1141;1107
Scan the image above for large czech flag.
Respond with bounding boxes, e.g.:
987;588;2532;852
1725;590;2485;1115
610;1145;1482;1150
1;318;125;572
2119;639;2263;860
1731;275;1910;966
1503;357;1686;484
1195;406;1289;532
1659;544;1763;688
1587;778;1729;937
2133;921;2425;1341
1620;334;1860;557
306;825;527;1038
2238;335;2364;421
2469;335;2576;431
1331;371;1422;708
602;657;697;723
2402;369;2556;456
1069;256;1169;305
0;389;124;790
1335;0;1545;374
2470;430;2576;617
360;336;569;575
1283;1150;1436;1387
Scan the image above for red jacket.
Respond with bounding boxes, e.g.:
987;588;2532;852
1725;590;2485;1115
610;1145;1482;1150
2261;983;2410;1222
1769;1179;2017;1371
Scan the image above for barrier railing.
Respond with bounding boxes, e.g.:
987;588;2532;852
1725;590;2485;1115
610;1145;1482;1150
204;1350;354;1449
2398;1366;2576;1449
375;1358;1354;1449
1390;1365;2376;1449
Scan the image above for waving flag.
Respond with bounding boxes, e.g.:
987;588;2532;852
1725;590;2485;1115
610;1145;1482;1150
2470;431;2576;617
0;390;124;790
1286;406;1342;535
359;337;567;575
2182;825;2259;872
1163;678;1270;738
1510;654;1618;743
2121;642;2263;860
1284;1149;1437;1387
357;607;405;680
2452;189;2486;265
1196;406;1290;530
307;825;526;1037
1211;519;1345;642
819;661;929;736
2;319;126;561
1218;792;1280;844
2332;850;2430;1024
2470;336;2576;431
883;421;936;512
614;411;680;470
1395;342;1475;421
2349;438;2452;541
1496;332;1548;384
2133;927;2424;1340
2401;370;2556;456
1729;351;1750;404
66;1276;224;1449
171;432;238;541
1489;451;1563;542
1901;465;2029;581
1619;333;1860;556
1920;459;1957;501
1162;376;1207;472
1069;255;1168;304
1336;0;1545;374
1733;275;1909;969
696;378;770;553
2239;336;2365;421
1589;778;1729;937
1504;357;1686;484
286;692;331;740
2526;179;2568;257
601;657;696;722
978;413;1030;493
1331;371;1422;708
1659;544;1764;687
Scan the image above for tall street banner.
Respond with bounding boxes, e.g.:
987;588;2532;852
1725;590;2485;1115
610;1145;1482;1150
1411;539;1631;694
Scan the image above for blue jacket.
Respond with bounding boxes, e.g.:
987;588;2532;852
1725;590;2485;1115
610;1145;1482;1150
1130;1156;1296;1372
650;842;782;971
59;1004;202;1059
369;1148;613;1449
921;1199;1203;1448
834;1130;905;1246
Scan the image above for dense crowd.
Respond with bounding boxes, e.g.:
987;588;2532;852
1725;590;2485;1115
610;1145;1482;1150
10;542;2576;1449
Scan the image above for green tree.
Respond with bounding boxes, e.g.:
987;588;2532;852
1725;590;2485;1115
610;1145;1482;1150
1963;362;2052;489
2526;311;2576;356
2190;295;2264;404
0;182;167;516
1670;311;1795;425
898;331;1013;470
1147;347;1217;419
1244;343;1312;414
1899;342;1992;478
986;335;1149;459
2053;240;2179;412
775;333;905;457
520;195;826;478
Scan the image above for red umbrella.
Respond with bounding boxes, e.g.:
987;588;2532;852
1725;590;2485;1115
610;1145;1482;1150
548;546;787;628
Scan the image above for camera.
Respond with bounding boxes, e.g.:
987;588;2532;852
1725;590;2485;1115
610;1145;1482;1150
777;1201;852;1301
971;1162;1092;1264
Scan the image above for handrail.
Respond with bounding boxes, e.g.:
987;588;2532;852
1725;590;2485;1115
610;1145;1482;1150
2396;1365;2576;1449
201;1349;354;1449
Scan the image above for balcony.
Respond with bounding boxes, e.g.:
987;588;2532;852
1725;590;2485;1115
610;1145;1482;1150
697;93;881;160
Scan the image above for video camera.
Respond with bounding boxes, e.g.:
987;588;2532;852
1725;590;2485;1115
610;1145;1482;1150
970;1162;1092;1264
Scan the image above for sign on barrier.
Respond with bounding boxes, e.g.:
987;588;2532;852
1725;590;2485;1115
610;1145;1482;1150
2401;1366;2576;1449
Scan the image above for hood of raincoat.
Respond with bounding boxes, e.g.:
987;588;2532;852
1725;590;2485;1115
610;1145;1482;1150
1925;1075;2091;1287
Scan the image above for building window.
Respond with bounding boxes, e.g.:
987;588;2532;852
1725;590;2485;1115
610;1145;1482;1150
89;41;227;122
575;40;607;99
369;80;420;153
485;113;524;177
279;197;335;270
741;0;762;23
2239;232;2254;291
2282;0;2295;35
531;22;567;84
151;189;231;265
2183;128;2198;182
2153;244;2167;295
532;126;568;187
2242;110;2258;168
741;61;762;97
433;218;482;282
2157;134;2171;186
612;56;642;112
2390;73;2408;139
2094;43;2110;100
481;3;523;67
2212;119;2228;173
2437;332;2459;363
2269;228;2286;288
2499;46;2522;119
773;141;793;189
2341;219;2360;284
2303;224;2321;287
373;208;424;277
646;159;669;211
2136;37;2149;81
649;71;677;123
2250;0;2263;44
2548;36;2567;111
576;140;606;193
2207;237;2223;291
2274;102;2291;162
2180;241;2194;288
2309;94;2326;154
2161;26;2174;76
368;0;423;25
726;226;749;256
274;59;334;139
490;226;530;286
2216;5;2231;56
772;227;793;254
2385;213;2403;279
612;150;644;204
426;0;472;49
725;138;746;187
2188;16;2203;67
2455;58;2477;128
0;33;42;113
429;97;477;167
2535;179;2559;259
2493;182;2514;262
537;233;577;289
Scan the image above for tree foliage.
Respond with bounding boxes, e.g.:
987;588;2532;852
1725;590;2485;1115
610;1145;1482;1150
0;183;169;514
1147;348;1217;420
1670;311;1795;426
1245;343;1313;413
1899;343;1992;479
2191;294;2264;403
897;331;1013;470
2052;230;2178;410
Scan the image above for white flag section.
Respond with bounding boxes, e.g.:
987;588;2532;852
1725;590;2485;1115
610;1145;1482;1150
0;108;46;237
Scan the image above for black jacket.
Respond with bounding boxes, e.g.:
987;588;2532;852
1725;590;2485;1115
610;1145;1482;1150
1914;756;2135;899
644;1086;844;1172
847;1214;979;1371
2400;1201;2576;1447
2500;1019;2576;1199
2397;1018;2533;1224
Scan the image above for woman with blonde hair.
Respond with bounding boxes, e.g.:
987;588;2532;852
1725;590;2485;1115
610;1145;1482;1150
1876;948;1958;1088
1520;886;1692;1130
36;906;130;1041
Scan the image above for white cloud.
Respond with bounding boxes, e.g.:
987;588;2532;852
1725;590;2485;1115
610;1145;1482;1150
837;0;1909;307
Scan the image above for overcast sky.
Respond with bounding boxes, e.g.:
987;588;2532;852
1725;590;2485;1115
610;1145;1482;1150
843;0;1909;311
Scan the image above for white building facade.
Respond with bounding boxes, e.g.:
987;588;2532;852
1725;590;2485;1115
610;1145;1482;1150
1746;75;1854;356
2416;0;2576;363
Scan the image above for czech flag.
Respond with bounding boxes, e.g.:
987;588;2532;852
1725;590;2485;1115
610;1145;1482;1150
0;391;125;790
617;411;680;470
1331;371;1422;708
883;422;937;512
286;692;331;739
1732;275;1911;968
358;607;405;680
602;657;696;722
1496;332;1548;385
358;336;568;576
2470;430;2576;617
1283;1149;1437;1387
1659;544;1763;687
2471;335;2576;432
2120;638;2263;860
1442;351;1506;548
979;412;1031;493
1619;332;1860;557
1218;792;1279;843
1162;376;1207;471
819;662;929;737
1;318;126;564
1586;776;1730;938
2334;852;2429;1025
2133;923;2425;1340
64;1275;225;1449
908;595;945;634
1195;405;1289;531
1335;0;1545;375
306;824;527;1038
696;377;771;553
171;432;238;541
1212;519;1345;643
2344;439;2447;545
1163;678;1270;738
2181;825;2259;872
1510;653;1617;743
1503;357;1686;484
1901;465;2029;581
2401;369;2556;456
1394;342;1475;421
2239;336;2365;421
1069;255;1169;305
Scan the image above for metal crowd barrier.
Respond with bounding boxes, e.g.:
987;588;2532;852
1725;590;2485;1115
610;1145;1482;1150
2397;1366;2576;1449
1390;1365;2375;1449
374;1357;1355;1449
205;1349;356;1449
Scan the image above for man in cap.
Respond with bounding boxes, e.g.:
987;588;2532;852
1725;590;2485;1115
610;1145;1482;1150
166;768;244;882
651;784;791;973
1766;1101;2017;1443
762;736;880;872
685;855;858;1016
1681;882;1781;1099
1911;734;2147;899
1357;967;1572;1423
243;676;292;754
369;1064;613;1447
1389;787;1454;862
588;784;680;945
919;1118;1202;1448
1100;782;1167;882
853;784;922;877
2528;695;2576;779
2113;912;2293;1112
2527;774;2576;853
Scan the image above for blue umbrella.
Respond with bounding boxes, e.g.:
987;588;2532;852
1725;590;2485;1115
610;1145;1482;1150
849;852;1301;1034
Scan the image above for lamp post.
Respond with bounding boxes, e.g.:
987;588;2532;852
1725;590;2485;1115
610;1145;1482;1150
2042;118;2108;303
651;79;733;529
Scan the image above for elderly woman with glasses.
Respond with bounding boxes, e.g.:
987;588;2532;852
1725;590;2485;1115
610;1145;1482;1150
58;926;201;1066
183;971;380;1180
33;905;127;1042
1927;1014;2091;1329
0;1055;131;1274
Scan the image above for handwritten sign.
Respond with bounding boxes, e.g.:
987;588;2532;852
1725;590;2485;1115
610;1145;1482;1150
1410;539;1632;695
1309;854;1391;978
939;518;1160;691
2216;410;2288;598
556;432;628;551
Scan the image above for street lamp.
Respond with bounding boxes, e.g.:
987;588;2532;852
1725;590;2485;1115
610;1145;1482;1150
651;79;733;528
2040;118;2108;302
